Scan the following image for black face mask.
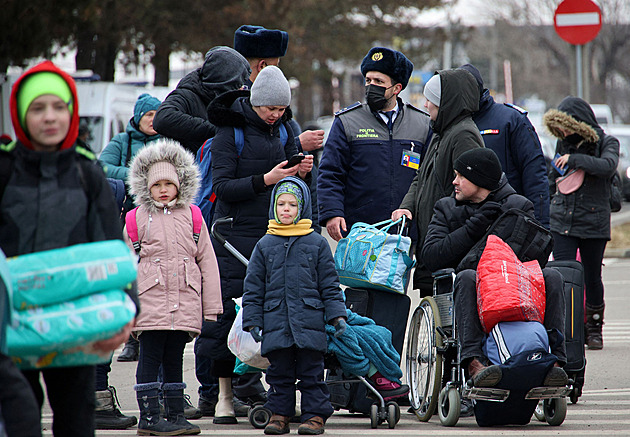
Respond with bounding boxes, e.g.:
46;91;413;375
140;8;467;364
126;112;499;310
365;84;393;112
564;133;583;145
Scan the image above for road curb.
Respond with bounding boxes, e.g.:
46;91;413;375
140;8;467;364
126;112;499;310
604;247;630;258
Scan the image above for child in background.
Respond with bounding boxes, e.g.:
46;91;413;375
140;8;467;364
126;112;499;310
242;176;346;435
125;138;223;435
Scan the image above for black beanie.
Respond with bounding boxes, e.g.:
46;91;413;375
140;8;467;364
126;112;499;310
454;148;502;191
234;25;288;58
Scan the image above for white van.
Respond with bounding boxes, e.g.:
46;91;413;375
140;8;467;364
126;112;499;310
591;104;614;126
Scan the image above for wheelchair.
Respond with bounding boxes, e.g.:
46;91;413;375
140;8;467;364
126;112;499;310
405;268;571;427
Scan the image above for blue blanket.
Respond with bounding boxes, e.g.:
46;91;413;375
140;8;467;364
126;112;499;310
326;309;402;383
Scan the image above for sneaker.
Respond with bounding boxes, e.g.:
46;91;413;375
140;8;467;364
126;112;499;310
264;414;290;435
198;396;216;417
543;366;569;387
297;416;325;435
460;398;474;418
184;394;203;420
467;358;502;388
368;371;410;401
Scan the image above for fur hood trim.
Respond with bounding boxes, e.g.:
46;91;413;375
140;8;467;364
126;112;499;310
543;109;599;144
128;138;200;211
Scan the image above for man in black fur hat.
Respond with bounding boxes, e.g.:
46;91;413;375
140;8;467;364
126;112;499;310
318;47;432;242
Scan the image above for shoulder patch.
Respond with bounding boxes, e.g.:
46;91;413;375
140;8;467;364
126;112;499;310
335;101;362;116
404;102;429;116
504;103;528;115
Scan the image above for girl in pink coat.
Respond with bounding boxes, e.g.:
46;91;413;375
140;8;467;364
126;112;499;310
125;138;222;435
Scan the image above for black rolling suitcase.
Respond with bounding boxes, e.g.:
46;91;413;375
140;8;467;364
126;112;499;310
327;287;411;414
546;260;586;403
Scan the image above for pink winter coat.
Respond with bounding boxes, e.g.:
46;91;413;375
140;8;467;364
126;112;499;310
125;204;223;335
125;138;223;336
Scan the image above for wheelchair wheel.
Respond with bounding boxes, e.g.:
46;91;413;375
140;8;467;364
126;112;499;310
438;386;461;427
386;401;400;428
544;398;567;426
406;297;443;422
533;400;546;422
249;404;272;429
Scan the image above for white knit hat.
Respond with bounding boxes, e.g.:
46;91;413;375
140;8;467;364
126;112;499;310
250;65;291;107
424;74;441;106
147;161;180;189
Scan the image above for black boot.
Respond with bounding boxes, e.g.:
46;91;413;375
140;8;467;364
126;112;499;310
135;382;187;436
163;383;201;435
118;335;139;362
586;302;605;350
95;386;137;429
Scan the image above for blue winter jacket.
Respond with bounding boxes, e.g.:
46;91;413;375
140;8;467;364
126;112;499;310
242;177;347;355
473;91;550;228
318;99;431;234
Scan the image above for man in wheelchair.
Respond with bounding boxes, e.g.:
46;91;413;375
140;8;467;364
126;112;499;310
421;148;568;389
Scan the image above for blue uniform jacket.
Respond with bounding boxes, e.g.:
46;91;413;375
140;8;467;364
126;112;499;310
317;100;431;234
473;91;550;228
242;177;347;356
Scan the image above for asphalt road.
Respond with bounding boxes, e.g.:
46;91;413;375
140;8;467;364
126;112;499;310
38;224;630;436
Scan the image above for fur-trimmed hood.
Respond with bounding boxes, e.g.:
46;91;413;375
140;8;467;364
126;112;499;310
543;96;601;145
128;138;200;211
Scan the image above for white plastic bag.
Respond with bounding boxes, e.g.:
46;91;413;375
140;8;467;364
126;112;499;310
227;304;269;370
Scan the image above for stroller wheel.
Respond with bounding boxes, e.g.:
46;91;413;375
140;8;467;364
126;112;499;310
370;403;379;429
249;404;272;429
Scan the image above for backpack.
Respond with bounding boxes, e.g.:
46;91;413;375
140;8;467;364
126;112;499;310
125;204;203;254
457;208;553;272
195;125;288;225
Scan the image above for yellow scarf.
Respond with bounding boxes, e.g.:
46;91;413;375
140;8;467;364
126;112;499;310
267;219;314;236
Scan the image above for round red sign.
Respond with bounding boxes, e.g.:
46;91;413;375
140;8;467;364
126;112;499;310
554;0;602;45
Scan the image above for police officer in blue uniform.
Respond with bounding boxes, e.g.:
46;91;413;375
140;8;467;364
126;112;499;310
460;64;550;228
318;47;432;241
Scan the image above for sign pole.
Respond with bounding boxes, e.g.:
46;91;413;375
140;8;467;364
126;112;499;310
576;44;583;98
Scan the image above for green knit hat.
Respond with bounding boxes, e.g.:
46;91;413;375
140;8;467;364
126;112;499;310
274;181;303;224
17;72;73;127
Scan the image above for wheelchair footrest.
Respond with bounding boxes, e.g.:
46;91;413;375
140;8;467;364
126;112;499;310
463;386;510;402
525;386;572;400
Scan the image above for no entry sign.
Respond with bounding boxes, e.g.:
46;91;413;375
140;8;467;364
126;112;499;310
554;0;602;45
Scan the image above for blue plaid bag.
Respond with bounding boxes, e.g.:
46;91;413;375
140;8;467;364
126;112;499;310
334;218;415;294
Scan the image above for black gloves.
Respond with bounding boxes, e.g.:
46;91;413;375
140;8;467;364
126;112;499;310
331;317;347;338
250;326;263;343
466;201;503;238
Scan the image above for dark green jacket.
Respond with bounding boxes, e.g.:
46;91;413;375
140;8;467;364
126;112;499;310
399;69;484;289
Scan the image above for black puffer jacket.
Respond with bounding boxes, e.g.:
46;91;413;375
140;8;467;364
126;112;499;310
544;97;619;240
207;89;298;300
153;47;250;153
421;175;533;272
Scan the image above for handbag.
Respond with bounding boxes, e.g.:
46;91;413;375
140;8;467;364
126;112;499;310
556;168;585;194
476;235;546;333
334;218;415;294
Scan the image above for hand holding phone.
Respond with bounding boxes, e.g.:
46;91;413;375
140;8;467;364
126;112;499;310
552;153;567;176
283;154;305;169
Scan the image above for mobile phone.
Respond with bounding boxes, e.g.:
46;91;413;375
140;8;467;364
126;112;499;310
552;153;566;176
283;154;305;169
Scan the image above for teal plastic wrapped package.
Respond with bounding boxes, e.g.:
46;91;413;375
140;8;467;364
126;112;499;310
8;240;137;310
7;289;136;369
